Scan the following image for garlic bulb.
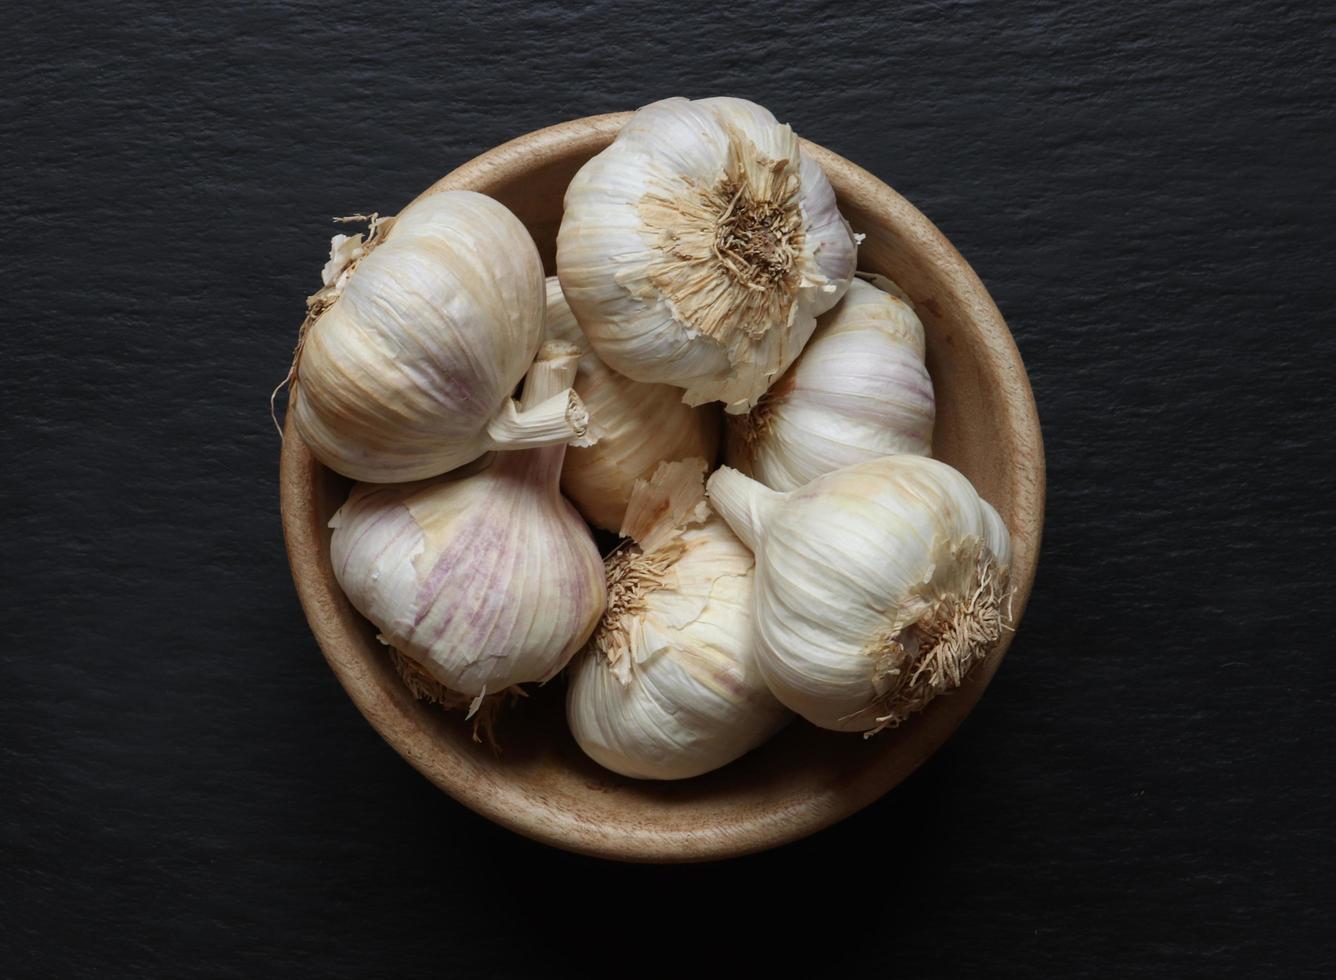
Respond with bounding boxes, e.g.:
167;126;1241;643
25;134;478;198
556;96;859;413
566;459;788;780
544;277;720;532
329;343;606;703
292;191;586;483
707;456;1012;735
726;276;935;491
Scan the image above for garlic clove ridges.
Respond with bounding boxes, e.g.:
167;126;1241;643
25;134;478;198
291;191;584;483
329;344;606;704
707;456;1012;734
726;276;935;492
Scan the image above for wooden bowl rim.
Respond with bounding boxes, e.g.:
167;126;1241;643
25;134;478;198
279;111;1046;862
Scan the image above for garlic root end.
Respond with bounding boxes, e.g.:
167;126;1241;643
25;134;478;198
861;554;1010;737
390;650;526;751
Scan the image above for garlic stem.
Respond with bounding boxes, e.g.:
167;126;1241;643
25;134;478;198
482;393;585;450
705;466;782;553
483;343;589;453
519;341;583;408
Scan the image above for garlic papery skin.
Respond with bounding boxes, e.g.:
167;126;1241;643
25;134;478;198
556;96;859;414
328;343;606;702
725;276;935;491
706;456;1012;735
566;459;788;780
544;277;721;532
291;190;582;483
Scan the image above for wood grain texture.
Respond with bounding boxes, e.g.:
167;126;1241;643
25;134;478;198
280;113;1045;861
4;0;1334;975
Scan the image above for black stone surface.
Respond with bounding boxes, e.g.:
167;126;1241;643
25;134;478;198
4;2;1334;976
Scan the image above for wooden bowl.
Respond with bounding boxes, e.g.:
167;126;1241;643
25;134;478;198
280;112;1045;862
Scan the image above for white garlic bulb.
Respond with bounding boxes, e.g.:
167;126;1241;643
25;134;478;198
556;96;859;413
707;456;1012;735
544;277;721;532
566;459;788;780
292;191;585;483
726;276;935;491
329;343;606;702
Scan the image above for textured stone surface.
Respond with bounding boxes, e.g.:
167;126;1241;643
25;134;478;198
3;1;1333;976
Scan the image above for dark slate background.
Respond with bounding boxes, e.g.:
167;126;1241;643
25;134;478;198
4;1;1334;976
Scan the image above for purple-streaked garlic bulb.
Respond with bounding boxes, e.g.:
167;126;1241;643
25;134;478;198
329;343;606;708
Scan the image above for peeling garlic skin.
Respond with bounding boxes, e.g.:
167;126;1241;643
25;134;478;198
567;527;781;780
566;460;788;780
556;96;858;414
544;277;721;532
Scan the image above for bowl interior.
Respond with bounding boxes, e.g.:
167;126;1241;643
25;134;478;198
280;113;1044;862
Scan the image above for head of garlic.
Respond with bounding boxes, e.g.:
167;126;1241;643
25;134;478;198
707;455;1012;735
566;459;788;780
556;96;859;413
329;343;606;707
726;276;935;491
544;277;721;532
291;191;586;483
